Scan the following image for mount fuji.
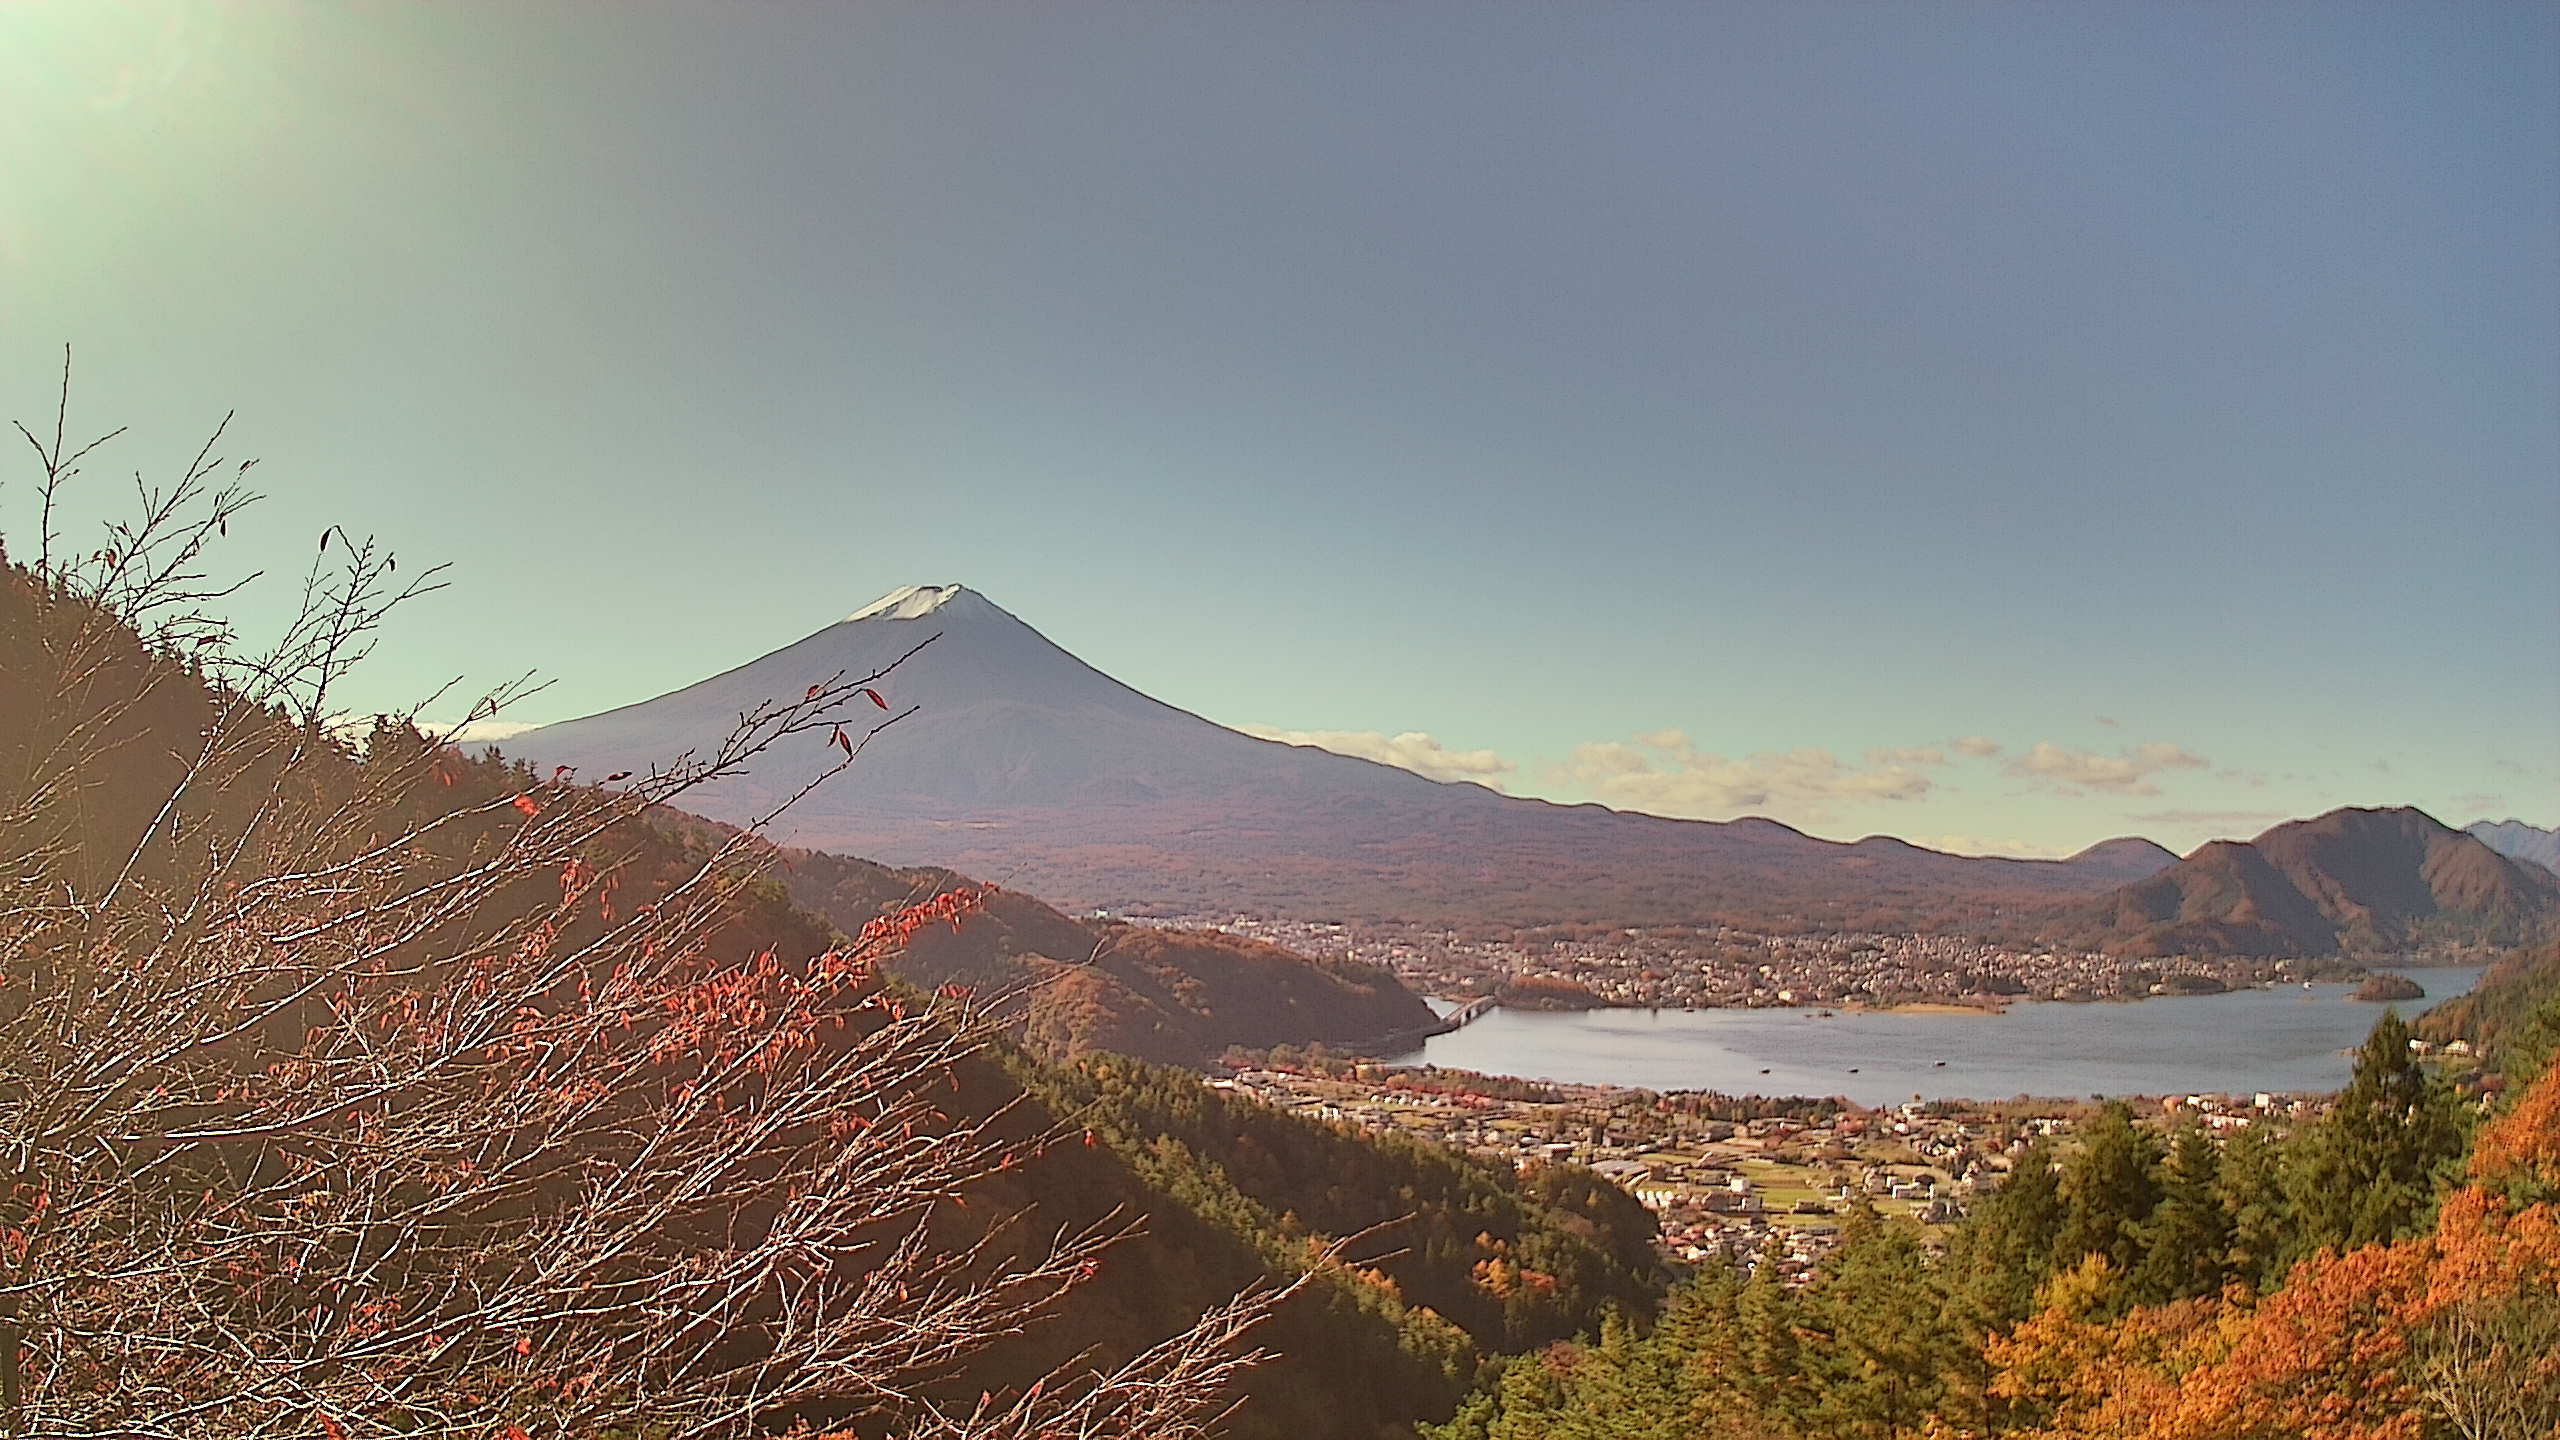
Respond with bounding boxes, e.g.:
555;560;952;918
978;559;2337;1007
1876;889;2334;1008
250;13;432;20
505;585;2172;931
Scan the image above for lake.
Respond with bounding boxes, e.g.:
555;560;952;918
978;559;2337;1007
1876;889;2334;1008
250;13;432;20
1388;966;2488;1105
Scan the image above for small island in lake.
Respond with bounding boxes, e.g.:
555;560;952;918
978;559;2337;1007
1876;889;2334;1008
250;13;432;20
2353;972;2425;1002
2150;974;2231;996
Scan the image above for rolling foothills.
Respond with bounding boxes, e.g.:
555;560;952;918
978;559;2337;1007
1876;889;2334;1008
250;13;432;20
0;545;1658;1438
509;586;2560;1029
11;551;2557;1439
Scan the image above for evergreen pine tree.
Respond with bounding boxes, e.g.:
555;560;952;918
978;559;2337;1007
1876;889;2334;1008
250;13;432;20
1949;1138;2068;1329
2282;1010;2467;1262
1736;1249;1802;1422
1799;1208;1969;1440
2131;1123;2233;1303
2212;1119;2292;1291
2499;996;2560;1090
1656;1259;1747;1423
2054;1102;2164;1285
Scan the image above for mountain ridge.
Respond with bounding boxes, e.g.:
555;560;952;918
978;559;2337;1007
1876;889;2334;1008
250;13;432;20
2059;807;2560;957
2469;818;2560;876
504;586;2183;933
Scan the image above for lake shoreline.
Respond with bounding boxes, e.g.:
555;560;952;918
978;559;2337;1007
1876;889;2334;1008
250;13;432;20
1428;956;2490;1020
1390;965;2490;1105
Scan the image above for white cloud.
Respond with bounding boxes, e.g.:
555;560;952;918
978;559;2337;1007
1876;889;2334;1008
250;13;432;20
1865;745;1949;768
1907;833;2077;860
1238;726;1514;787
2123;808;2288;828
432;717;545;745
326;715;545;755
1952;736;2005;759
1560;733;1935;822
2007;741;2209;796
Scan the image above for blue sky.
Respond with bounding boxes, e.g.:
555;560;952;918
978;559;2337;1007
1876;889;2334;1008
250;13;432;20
4;1;2553;856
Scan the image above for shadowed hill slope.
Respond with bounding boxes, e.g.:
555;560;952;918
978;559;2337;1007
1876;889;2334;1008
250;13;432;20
2057;807;2560;957
761;841;1437;1063
2415;937;2560;1060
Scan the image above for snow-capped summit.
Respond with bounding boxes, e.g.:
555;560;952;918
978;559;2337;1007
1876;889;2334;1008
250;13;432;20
843;584;971;623
506;582;1209;820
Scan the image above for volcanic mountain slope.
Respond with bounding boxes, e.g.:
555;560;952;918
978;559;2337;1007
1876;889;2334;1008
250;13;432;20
2058;807;2560;957
509;584;2169;933
2470;818;2560;876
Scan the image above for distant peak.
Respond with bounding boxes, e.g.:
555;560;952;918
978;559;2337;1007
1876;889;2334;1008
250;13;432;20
843;584;970;623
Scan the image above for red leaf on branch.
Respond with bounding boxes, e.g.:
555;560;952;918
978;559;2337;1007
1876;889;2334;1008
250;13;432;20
831;726;853;758
860;687;888;710
511;795;541;817
806;684;822;700
516;1334;534;1356
603;771;631;783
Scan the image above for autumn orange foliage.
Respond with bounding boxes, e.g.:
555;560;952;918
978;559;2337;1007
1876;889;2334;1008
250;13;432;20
2471;1066;2560;1193
1988;1065;2560;1440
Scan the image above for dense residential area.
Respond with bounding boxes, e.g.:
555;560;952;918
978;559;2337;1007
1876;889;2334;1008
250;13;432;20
1207;1057;2364;1278
1159;914;2377;1010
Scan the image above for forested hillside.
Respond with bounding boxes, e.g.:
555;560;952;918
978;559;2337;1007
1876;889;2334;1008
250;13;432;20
747;839;1437;1063
8;401;2549;1440
1007;1053;1667;1433
1431;1008;2560;1439
2417;937;2560;1072
0;447;1656;1438
0;519;1261;1435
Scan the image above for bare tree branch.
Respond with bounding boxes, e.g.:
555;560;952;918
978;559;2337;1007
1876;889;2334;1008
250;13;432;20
0;382;1291;1439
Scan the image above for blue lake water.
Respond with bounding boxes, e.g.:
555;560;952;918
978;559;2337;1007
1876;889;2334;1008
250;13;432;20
1386;966;2488;1104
